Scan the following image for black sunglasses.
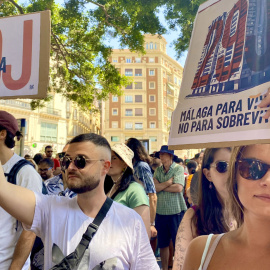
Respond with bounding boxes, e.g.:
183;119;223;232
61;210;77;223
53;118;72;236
237;158;270;180
61;155;104;170
210;161;229;173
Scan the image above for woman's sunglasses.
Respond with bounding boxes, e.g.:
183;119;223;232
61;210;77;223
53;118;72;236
61;155;104;170
237;158;270;180
210;161;229;173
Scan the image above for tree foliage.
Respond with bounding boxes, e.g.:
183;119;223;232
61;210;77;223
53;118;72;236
0;0;206;110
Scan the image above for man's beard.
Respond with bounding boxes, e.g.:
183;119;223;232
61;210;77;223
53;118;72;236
67;174;100;194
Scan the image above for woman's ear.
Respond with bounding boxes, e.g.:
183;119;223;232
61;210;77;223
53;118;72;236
203;168;212;182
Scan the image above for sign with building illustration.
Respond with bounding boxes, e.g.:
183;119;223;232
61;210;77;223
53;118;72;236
0;11;50;99
169;0;270;149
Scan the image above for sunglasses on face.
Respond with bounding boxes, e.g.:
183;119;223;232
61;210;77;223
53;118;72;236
61;155;104;170
38;167;53;173
237;158;270;180
210;161;229;173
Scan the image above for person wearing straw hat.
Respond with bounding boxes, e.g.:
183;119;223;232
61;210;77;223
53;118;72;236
107;143;151;237
154;145;187;270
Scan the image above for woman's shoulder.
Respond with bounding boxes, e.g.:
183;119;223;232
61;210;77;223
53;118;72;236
128;181;145;191
183;234;223;269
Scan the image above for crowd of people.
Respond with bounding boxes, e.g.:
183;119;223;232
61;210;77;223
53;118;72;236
0;109;270;270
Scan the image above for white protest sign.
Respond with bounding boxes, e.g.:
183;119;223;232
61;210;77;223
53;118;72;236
169;0;270;149
0;11;50;99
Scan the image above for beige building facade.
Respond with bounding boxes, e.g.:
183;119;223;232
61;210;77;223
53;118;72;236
104;34;183;153
0;94;100;157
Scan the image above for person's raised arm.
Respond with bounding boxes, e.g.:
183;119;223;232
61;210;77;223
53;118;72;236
257;87;270;118
173;208;196;270
0;163;36;227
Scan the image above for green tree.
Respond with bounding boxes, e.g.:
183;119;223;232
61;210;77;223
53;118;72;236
164;0;206;57
0;0;205;110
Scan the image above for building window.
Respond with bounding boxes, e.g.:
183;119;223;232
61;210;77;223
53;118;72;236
135;123;143;130
135;58;141;63
149;69;155;76
149;82;155;89
125;109;133;116
135;108;143;116
149;95;155;102
125;122;133;130
125;95;133;103
150;42;153;49
135;69;142;76
135;95;142;103
150;122;156;129
146;43;148;49
175;77;177;84
149;57;155;63
135;82;142;89
40;122;58;142
112;58;118;63
125;83;132;89
112;108;118;115
112;96;118;102
163;71;166;77
126;58;131;63
155;43;157;49
178;79;181;86
125;69;133;76
111;136;119;142
112;121;118;128
149;108;156;115
150;136;157;142
168;110;172;119
73;109;77;120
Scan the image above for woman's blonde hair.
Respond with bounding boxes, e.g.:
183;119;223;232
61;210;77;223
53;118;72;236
227;145;247;227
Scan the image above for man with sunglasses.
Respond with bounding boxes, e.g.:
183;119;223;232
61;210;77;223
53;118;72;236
45;146;61;176
0;133;159;269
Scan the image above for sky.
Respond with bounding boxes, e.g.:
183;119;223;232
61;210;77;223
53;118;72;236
18;0;188;67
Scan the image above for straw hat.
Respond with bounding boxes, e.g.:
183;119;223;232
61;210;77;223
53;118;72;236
111;143;134;173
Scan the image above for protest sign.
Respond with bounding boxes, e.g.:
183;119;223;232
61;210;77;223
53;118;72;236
169;0;270;149
0;11;50;99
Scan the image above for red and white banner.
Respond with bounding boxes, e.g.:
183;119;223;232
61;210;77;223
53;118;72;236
169;0;270;149
0;11;50;99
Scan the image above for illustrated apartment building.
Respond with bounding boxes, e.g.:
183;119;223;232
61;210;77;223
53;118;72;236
104;34;183;152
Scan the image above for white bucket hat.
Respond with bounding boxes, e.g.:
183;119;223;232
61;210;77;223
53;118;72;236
111;143;134;173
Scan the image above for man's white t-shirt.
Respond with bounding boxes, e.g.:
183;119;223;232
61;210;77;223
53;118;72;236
0;154;42;270
28;193;159;270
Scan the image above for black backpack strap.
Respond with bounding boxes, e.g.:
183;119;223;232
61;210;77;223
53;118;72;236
51;197;113;270
5;159;34;185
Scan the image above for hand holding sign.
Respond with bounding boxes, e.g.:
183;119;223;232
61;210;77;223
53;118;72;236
258;88;270;119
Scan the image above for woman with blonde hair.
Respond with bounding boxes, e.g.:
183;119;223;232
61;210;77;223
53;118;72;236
183;144;270;269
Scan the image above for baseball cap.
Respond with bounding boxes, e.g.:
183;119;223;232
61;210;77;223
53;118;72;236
0;111;20;136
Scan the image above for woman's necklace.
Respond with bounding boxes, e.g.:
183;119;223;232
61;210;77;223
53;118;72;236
108;174;123;197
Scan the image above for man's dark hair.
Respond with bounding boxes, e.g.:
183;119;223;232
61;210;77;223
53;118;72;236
24;154;31;159
175;157;184;164
70;133;111;152
126;137;150;164
45;145;52;151
194;153;200;159
38;158;54;168
0;125;22;149
33;153;43;165
187;160;198;174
